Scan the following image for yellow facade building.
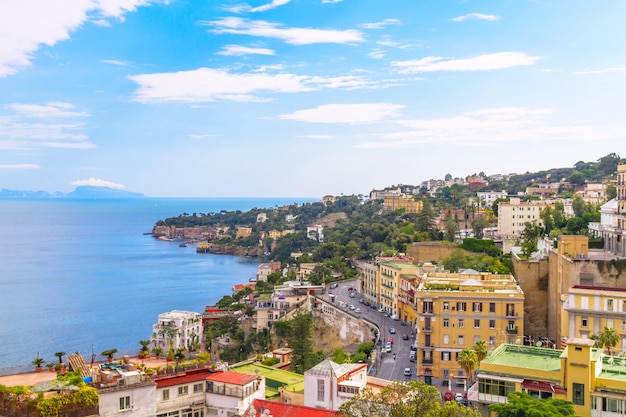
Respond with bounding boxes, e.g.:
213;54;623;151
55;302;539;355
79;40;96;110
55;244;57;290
414;271;524;386
379;262;421;317
383;195;423;214
473;338;626;417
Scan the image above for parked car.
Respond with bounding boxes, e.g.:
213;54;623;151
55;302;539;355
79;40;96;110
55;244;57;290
444;391;453;401
384;343;392;352
389;327;396;334
404;368;411;376
355;308;361;313
330;283;339;289
455;393;464;402
402;333;409;340
409;353;416;362
387;337;394;345
349;304;355;310
358;298;364;303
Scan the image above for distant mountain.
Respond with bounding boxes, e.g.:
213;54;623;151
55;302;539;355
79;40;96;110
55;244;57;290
0;186;144;199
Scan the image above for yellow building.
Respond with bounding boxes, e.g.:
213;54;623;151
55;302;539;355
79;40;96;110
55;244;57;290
379;262;420;317
360;261;381;308
562;285;626;354
383;195;423;214
497;197;554;238
473;338;626;417
414;270;524;386
235;226;252;238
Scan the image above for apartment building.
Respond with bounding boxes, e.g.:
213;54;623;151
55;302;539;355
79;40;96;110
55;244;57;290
476;190;507;208
379;262;421;317
473;339;626;417
562;285;626;353
304;359;368;410
151;310;203;352
414;271;524;385
360;261;380;308
255;281;324;330
497;197;553;238
383;195;423;214
603;164;626;256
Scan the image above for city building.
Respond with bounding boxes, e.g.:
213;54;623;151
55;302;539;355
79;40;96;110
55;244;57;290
379;262;421;317
602;164;626;256
246;399;338;417
236;226;252;239
257;262;281;282
383;195;423;214
255;281;324;330
150;310;203;352
306;225;324;242
360;261;381;308
414;271;524;386
497;197;554;238
304;359;368;410
472;338;626;417
562;285;626;353
476;190;508;208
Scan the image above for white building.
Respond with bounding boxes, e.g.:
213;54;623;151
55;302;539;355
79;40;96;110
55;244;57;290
476;190;507;208
98;365;156;417
256;213;267;223
306;225;324;242
150;310;203;352
304;359;368;411
497;197;554;238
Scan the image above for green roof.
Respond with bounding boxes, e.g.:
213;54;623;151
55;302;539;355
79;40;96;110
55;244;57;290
230;362;305;397
481;344;562;373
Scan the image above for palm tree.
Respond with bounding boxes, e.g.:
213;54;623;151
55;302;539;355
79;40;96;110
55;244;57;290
473;340;488;363
174;348;186;372
457;348;478;385
54;351;66;364
591;326;620;355
138;340;151;358
101;348;118;362
152;347;163;359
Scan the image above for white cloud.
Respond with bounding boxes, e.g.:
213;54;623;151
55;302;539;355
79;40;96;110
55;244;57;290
356;107;617;148
299;134;334;140
218;45;275;56
128;68;374;103
250;0;291;12
391;52;539;73
574;67;626;75
451;13;499;22
360;19;401;30
369;49;386;60
7;102;88;119
186;134;220;139
102;59;131;66
71;178;125;188
0;0;160;77
206;17;363;45
322;0;343;3
279;103;404;124
0;164;40;169
0;102;94;150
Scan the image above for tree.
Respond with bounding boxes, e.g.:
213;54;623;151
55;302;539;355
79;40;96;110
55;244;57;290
101;348;118;361
489;391;579;417
572;194;586;218
472;340;488;363
54;351;66;364
443;248;468;272
444;216;459;242
591;326;619;355
289;312;315;374
440;400;481;417
416;200;438;239
340;380;442;417
471;216;490;239
457;348;478;385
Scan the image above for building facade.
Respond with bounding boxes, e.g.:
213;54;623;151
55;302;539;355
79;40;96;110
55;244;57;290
383;195;423;214
414;271;524;385
151;310;204;352
497;197;553;238
303;359;368;411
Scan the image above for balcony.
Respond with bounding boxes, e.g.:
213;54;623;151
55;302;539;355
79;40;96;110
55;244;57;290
506;327;519;335
422;326;432;333
422;358;433;365
506;311;517;318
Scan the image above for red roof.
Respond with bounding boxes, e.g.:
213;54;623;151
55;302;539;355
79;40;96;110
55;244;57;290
521;379;567;394
155;369;210;388
205;371;259;386
248;399;341;417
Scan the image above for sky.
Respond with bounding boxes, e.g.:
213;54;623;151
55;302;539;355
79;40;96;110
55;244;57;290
1;0;625;198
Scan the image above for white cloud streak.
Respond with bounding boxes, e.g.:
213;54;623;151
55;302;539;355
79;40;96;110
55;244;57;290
71;178;125;188
0;0;160;77
392;52;539;73
206;17;363;45
356;107;617;148
217;45;275;56
250;0;291;12
128;68;374;103
360;19;401;30
574;67;626;75
451;13;499;22
279;103;404;124
0;164;40;169
7;102;88;119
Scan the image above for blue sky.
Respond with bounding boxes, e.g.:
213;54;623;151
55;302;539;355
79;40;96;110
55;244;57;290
1;0;625;197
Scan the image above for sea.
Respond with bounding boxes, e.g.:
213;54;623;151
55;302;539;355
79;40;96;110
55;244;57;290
0;197;313;376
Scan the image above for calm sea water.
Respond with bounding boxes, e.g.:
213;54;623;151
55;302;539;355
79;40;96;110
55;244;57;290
0;197;312;375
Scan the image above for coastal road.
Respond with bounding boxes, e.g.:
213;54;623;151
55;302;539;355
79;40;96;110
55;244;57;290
330;280;416;383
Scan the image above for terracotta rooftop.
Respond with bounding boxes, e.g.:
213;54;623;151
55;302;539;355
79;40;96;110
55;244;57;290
249;399;341;417
205;370;259;385
155;369;210;388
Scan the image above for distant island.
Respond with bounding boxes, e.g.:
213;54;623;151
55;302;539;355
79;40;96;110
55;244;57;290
0;186;144;199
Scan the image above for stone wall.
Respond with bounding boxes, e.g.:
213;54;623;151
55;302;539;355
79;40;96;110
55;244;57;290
512;255;550;340
406;242;471;265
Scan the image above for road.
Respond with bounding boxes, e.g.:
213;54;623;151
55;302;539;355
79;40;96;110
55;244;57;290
328;279;416;383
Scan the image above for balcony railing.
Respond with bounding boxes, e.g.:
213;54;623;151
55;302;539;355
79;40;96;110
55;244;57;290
506;327;519;335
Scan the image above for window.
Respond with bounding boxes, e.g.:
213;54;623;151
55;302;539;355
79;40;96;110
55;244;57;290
443;302;450;311
479;379;516;397
473;302;483;312
119;396;131;411
608;299;614;311
443;318;450;328
458;335;464;346
623;300;626;312
178;386;188;396
474;319;480;329
581;317;588;328
193;383;203;393
489;319;495;329
458;319;464;329
572;383;584;405
489;336;495;346
162;389;170;401
457;302;466;312
442;352;450;361
489;303;496;313
317;379;325;401
443;334;450;345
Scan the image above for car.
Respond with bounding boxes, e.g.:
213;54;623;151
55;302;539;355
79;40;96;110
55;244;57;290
355;308;361;313
409;353;416;362
330;283;339;289
454;393;464;402
328;290;333;294
369;304;375;309
389;327;396;334
402;333;409;340
384;343;392;352
349;293;355;298
403;368;411;376
444;391;453;401
349;304;355;310
347;286;353;291
387;337;394;344
378;307;385;313
358;298;364;303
